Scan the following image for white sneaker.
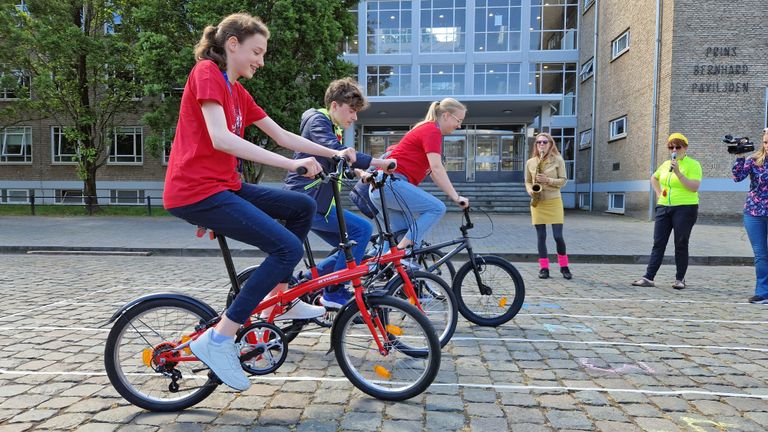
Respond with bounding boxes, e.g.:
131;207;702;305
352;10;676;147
189;328;250;391
400;257;423;272
262;299;325;321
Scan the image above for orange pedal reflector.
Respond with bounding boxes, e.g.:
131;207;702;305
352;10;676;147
386;324;403;336
142;348;153;367
498;297;508;307
374;365;391;379
409;296;416;305
181;336;192;355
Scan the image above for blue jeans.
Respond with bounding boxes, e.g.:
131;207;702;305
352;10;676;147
369;174;446;246
168;184;315;324
744;213;768;297
311;207;373;292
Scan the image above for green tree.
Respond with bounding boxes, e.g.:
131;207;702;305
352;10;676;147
135;0;358;183
0;0;144;213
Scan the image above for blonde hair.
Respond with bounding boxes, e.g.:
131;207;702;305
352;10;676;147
194;13;270;70
752;131;767;167
414;98;467;129
530;132;561;159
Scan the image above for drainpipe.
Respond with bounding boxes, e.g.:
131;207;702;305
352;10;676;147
648;0;662;220
587;0;599;210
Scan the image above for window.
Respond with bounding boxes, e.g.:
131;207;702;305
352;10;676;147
2;189;30;204
52;127;78;164
367;1;412;54
608;193;625;213
474;0;522;52
528;63;577;115
612;30;630;60
1;126;32;163
367;65;412;96
0;70;31;100
420;0;466;53
609;116;627;140
579;129;592;150
578;192;590;209
420;64;465;96
474;63;520;95
55;189;84;205
530;0;578;51
104;12;122;34
551;128;575;180
580;58;594;82
109;126;143;164
110;189;145;205
583;0;594;13
343;8;359;55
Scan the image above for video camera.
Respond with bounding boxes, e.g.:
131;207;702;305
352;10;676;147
723;135;755;154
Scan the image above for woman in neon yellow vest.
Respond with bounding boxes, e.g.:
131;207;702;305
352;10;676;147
632;133;702;290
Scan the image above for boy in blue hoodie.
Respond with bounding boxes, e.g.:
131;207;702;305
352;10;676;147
284;78;396;308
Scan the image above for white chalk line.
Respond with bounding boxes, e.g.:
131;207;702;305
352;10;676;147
1;369;767;400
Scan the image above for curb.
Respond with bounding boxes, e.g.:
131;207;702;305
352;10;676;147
0;245;754;266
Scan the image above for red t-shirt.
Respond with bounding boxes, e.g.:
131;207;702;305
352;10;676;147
163;60;267;209
389;122;443;185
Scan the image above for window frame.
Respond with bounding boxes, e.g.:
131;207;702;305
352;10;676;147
583;0;595;13
419;64;466;96
580;57;594;82
608;116;627;141
55;189;85;205
611;30;630;60
108;126;143;165
3;189;30;204
578;192;590;209
608;192;625;214
1;126;32;164
366;65;412;96
578;129;592;150
51;126;79;164
109;189;145;205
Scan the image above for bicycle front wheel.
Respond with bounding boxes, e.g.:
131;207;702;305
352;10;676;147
453;255;525;327
384;271;457;348
332;296;440;401
104;299;218;412
419;249;456;285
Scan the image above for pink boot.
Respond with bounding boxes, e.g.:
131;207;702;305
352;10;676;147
558;254;572;280
538;258;550;279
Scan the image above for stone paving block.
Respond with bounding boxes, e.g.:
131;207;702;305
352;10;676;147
502;406;546;424
426;394;464;412
36;413;90;430
92;405;143;423
466;402;504;417
257;408;302;426
295;420;337;432
75;423;120;432
9;409;57;424
383;401;423;421
382;420;422;432
593;421;642;432
634;416;682;432
175;409;218;424
470;417;509;432
509;423;553;432
0;424;34;432
133;412;179;426
302;404;344;421
544;410;593;430
425;411;466;431
538;394;578;410
339;411;382;430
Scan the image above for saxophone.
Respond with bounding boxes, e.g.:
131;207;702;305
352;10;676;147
530;151;545;207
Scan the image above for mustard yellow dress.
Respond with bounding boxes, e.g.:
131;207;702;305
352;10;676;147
524;155;567;225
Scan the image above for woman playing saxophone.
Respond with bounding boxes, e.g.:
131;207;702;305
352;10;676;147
525;133;571;280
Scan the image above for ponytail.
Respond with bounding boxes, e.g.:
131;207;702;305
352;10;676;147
413;98;466;129
194;13;270;70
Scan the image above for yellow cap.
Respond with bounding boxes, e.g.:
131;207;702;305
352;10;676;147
667;133;688;146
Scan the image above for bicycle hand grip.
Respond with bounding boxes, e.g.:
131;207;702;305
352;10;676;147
296;166;308;175
387;161;396;170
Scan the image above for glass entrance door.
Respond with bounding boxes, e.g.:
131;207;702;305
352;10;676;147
443;135;466;182
501;135;526;182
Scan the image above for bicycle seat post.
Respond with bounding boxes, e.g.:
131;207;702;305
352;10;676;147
216;234;240;291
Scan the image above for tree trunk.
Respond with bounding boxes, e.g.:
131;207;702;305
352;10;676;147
83;162;101;214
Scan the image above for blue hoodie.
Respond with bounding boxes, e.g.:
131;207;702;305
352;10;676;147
284;108;372;216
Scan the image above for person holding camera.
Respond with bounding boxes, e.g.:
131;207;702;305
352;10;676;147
732;128;768;304
632;133;702;290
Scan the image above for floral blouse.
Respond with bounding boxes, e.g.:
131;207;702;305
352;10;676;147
732;157;768;217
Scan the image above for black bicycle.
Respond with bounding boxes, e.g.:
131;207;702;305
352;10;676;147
369;173;526;327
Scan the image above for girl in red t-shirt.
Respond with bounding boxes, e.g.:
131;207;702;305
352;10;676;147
369;98;469;253
163;13;355;392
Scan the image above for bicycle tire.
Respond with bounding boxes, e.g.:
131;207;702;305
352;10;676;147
452;255;525;327
104;299;218;412
332;296;440;401
383;271;457;348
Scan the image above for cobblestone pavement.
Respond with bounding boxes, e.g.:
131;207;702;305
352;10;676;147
1;255;767;431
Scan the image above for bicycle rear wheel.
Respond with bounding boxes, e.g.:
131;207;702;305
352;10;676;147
452;255;525;327
104;299;218;412
384;271;457;348
332;296;440;401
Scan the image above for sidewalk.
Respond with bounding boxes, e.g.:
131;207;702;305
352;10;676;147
0;211;753;265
